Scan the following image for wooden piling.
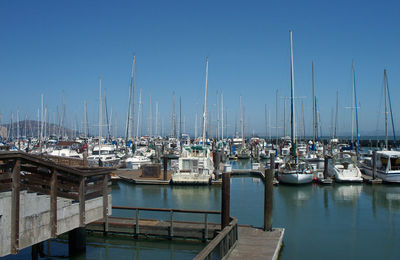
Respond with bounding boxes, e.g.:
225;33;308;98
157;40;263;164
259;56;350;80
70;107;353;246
323;156;328;179
163;156;168;181
221;171;230;229
264;154;274;231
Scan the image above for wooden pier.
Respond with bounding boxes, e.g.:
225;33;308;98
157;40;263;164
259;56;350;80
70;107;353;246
0;151;113;258
226;227;284;260
87;206;221;241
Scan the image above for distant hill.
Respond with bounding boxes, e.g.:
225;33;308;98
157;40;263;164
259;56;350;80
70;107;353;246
1;120;80;138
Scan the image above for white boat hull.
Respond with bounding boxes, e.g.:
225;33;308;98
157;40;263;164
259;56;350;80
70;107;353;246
172;173;211;184
328;165;363;183
361;165;400;183
278;172;313;184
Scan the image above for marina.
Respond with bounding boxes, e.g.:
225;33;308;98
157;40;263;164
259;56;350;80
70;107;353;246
2;2;400;259
1;155;400;259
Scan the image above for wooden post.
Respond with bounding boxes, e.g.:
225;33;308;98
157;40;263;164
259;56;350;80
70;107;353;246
163;156;168;181
135;209;139;237
11;159;21;254
221;171;230;229
50;168;57;238
204;213;208;241
103;174;109;234
79;176;86;227
372;150;377;180
323;156;328;180
264;154;274;231
169;210;174;239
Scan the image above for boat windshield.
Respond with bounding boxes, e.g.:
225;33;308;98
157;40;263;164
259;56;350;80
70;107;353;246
390;157;400;170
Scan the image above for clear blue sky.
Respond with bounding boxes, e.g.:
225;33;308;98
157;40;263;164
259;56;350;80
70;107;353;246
1;0;400;137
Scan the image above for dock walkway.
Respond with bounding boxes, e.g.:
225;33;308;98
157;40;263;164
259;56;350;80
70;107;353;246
226;227;284;260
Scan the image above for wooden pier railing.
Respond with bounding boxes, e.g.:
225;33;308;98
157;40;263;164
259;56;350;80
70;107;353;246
0;151;113;254
194;217;238;260
89;206;222;241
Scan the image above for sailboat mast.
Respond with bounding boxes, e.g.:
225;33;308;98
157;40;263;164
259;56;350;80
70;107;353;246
385;70;397;146
84;100;88;138
334;91;338;138
179;96;181;138
312;61;315;144
202;57;209;146
301;101;305;140
275;89;278;146
384;69;388;149
217;91;219;140
132;55;136;140
171;91;175;137
99;77;102;153
195;112;198;138
265;104;268;140
221;92;224;140
353;62;360;156
137;89;142;137
155;101;159;137
149;92;153;137
351;61;355;144
289;29;296;155
240;95;244;146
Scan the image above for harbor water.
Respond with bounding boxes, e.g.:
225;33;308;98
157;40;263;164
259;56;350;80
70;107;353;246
3;160;400;259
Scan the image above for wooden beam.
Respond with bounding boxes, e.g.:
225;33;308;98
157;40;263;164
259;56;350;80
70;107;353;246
50;168;57;238
10;159;21;254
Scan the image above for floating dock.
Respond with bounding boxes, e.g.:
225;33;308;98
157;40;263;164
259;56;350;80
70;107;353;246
361;174;383;184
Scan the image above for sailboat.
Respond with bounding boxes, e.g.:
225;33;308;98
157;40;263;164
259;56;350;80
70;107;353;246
359;69;400;183
172;58;214;184
278;30;313;185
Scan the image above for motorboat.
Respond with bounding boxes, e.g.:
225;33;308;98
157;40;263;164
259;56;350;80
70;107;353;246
327;152;362;183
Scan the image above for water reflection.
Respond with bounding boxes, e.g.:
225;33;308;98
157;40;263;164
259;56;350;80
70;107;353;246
362;185;400;214
331;184;363;205
277;185;313;207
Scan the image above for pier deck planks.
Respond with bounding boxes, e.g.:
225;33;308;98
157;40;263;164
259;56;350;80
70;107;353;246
226;226;284;260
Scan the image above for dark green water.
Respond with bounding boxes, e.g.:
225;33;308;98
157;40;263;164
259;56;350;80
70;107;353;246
3;160;400;259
